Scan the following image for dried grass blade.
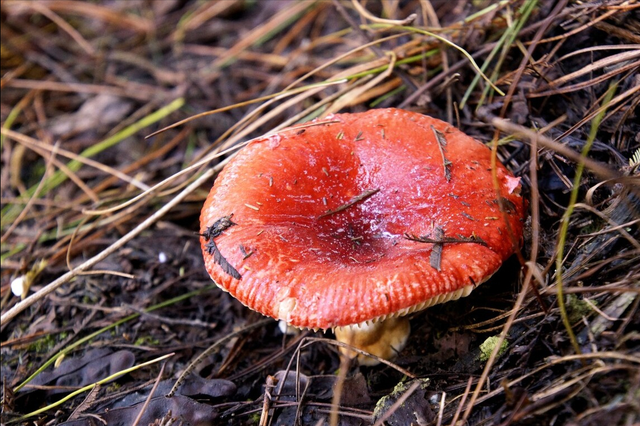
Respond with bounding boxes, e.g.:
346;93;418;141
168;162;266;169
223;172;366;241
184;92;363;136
1;98;184;223
392;24;504;96
1;167;215;327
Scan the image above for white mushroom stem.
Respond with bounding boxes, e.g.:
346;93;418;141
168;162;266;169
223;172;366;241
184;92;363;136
334;317;410;366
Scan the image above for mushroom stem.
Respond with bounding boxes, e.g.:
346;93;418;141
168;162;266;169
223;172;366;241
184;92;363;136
334;317;410;366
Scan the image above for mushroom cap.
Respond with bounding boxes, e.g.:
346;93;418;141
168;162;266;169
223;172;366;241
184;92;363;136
200;108;526;330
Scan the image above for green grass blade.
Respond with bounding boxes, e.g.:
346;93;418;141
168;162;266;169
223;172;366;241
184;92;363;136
555;82;618;359
12;353;173;422
460;0;538;110
1;97;185;224
12;283;215;393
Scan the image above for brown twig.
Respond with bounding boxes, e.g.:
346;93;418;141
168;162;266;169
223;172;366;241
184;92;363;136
317;188;380;219
131;362;166;426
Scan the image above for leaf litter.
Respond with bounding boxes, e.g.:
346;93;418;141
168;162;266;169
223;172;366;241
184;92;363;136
1;1;639;425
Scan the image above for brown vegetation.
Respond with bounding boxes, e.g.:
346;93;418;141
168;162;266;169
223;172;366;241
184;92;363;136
1;1;639;425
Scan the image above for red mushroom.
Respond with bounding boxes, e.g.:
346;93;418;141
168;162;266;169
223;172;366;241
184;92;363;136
200;108;525;365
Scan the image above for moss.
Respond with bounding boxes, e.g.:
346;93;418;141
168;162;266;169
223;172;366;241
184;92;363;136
28;333;58;353
566;294;594;324
373;378;430;415
106;382;121;393
372;378;432;425
249;412;261;424
82;295;98;304
479;335;508;362
134;336;160;346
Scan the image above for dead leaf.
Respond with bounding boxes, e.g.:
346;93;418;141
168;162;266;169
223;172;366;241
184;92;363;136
48;94;133;137
26;349;135;396
372;379;434;426
58;395;221;426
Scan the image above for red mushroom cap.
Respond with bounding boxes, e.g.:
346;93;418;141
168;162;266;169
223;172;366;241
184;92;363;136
200;108;525;330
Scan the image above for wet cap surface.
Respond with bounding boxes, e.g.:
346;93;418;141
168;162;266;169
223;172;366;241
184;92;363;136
200;109;526;329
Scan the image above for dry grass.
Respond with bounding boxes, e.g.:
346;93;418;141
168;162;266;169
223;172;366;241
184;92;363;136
1;1;639;425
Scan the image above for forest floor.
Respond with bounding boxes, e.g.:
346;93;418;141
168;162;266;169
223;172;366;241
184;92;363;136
1;1;639;425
